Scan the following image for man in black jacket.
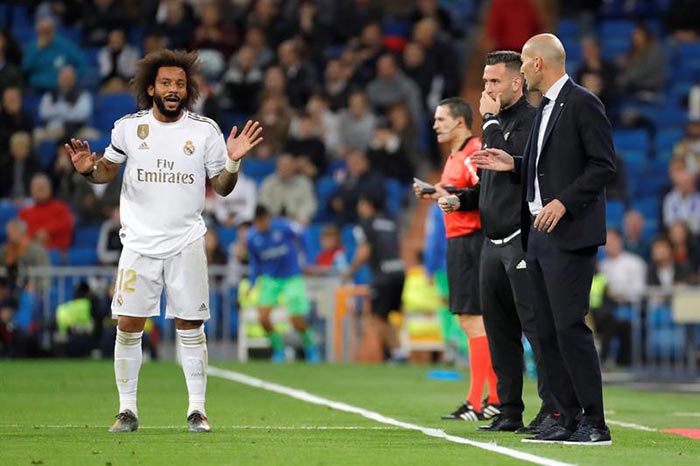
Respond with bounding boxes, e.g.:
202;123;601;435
439;51;555;433
471;34;616;445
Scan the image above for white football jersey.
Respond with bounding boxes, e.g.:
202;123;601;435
104;109;226;258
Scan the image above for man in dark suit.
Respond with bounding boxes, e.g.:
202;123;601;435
472;34;616;445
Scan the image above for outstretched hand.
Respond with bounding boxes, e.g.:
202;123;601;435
227;120;263;161
471;148;515;172
64;138;96;174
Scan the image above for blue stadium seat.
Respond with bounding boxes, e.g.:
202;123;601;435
73;225;101;247
22;91;42;125
556;19;580;39
384;178;405;218
655;128;684;153
37;140;57;170
216;225;237;251
243;158;276;186
619;150;647;171
601;37;630;59
606;200;625;229
302;223;323;264
383;17;411;37
66;247;99;266
0;202;19;244
613;129;650;152
314;175;339;223
48;249;64;266
94;93;137;133
631;197;661;221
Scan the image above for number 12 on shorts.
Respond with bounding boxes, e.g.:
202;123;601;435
117;268;137;293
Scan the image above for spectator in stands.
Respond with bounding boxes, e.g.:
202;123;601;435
351;22;386;86
366;54;423;126
253;94;292;154
334;0;383;43
484;0;542;52
285;111;327;179
242;25;275;69
98;28;139;93
0;86;34;155
666;0;700;42
0;30;23;94
576;37;619;121
617;23;667;102
142;32;166;56
647;236;693;290
409;0;457;38
152;0;195;51
213;169;257;227
337;90;377;155
192;2;239;61
0;132;38;200
662;167;700;235
204;229;227;267
35;65;97;142
306;93;341;157
366;120;414;183
672;120;700;176
19;173;73;250
258;154;317;225
667;221;700;275
96;204;122;265
323;59;351;111
0;218;51;289
304;224;348;276
387;102;421;172
219;45;263;115
401;41;434;111
596;229;646;365
191;72;221;124
622;210;651;261
0;277;17;357
55;281;95;357
81;0;128;46
411;18;460;100
276;39;318;109
21;17;86;92
246;0;284;48
282;0;332;68
331;149;385;224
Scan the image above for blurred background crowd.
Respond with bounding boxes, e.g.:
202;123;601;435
1;0;699;368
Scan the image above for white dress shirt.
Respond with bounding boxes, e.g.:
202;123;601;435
529;74;570;215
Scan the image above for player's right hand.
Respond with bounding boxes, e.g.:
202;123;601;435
471;148;515;172
438;195;460;213
64;138;97;174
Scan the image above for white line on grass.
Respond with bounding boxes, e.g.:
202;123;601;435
606;420;657;432
673;412;700;417
208;366;574;466
0;425;402;430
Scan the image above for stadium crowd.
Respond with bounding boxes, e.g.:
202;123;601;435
0;0;699;367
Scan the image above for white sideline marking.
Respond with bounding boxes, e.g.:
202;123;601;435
673;412;700;417
0;424;402;430
208;366;574;466
606;420;657;432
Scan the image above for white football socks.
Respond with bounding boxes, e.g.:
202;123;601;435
114;329;143;417
177;326;208;416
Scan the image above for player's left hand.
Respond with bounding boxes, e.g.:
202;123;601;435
227;120;263;161
533;199;566;233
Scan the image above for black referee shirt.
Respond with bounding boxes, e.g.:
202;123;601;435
353;214;404;281
459;96;535;240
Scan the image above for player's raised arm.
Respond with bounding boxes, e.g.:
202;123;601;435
65;138;121;184
210;120;264;196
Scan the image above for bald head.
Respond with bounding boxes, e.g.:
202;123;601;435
520;34;567;93
523;34;566;67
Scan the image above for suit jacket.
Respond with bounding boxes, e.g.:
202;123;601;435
515;78;616;251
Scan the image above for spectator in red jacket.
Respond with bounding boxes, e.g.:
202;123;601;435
19;173;74;250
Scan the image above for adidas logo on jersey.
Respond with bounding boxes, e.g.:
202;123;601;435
198;303;208;312
516;260;527;270
138;141;149;150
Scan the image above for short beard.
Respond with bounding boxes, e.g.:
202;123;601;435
153;94;184;119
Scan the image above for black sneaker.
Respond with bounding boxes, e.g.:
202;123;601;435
521;423;574;444
109;410;138;432
477;415;523;432
563;425;612;446
441;402;483;421
187;411;211;433
516;411;558;435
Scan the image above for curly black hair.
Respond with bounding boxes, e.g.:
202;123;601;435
130;49;200;110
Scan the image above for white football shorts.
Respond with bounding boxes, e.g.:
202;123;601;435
111;236;210;321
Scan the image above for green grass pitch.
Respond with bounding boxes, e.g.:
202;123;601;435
1;360;699;465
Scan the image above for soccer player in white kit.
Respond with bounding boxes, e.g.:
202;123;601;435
65;50;263;433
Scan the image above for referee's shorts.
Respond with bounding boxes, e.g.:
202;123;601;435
446;230;483;315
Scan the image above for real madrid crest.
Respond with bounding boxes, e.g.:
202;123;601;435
183;140;195;156
137;124;149;140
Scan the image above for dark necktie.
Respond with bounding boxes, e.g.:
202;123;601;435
526;96;550;202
